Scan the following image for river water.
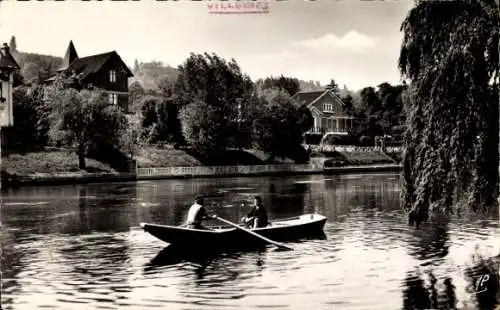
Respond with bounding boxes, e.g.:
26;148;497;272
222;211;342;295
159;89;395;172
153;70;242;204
1;172;499;310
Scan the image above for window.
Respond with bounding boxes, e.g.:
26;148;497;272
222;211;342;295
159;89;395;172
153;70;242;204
108;93;118;105
323;103;333;112
109;70;117;83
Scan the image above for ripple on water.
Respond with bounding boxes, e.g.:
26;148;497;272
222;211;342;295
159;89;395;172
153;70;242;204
3;201;50;207
2;174;499;310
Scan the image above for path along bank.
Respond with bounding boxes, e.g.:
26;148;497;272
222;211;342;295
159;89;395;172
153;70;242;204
1;163;402;189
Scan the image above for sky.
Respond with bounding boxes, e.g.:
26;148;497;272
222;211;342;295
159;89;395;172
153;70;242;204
0;0;415;91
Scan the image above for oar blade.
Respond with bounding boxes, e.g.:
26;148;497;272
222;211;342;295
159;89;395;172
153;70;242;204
274;245;294;252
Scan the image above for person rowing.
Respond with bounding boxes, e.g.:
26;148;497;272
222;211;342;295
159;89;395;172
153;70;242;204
185;196;210;230
241;196;269;228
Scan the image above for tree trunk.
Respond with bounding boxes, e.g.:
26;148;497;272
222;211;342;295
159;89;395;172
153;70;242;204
497;0;500;210
77;145;86;170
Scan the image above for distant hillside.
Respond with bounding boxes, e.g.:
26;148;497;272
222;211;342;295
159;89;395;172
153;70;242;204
131;60;179;91
11;50;62;84
6;42;336;96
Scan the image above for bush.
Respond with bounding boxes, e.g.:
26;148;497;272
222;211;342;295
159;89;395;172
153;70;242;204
3;85;49;151
87;143;132;172
359;135;373;146
321;134;357;146
304;133;322;145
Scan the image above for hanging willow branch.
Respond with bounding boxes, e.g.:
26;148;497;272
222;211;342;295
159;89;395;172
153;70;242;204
399;0;500;227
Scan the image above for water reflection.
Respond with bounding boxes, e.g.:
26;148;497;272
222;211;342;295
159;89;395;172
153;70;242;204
0;227;29;309
78;186;90;234
408;213;451;262
402;252;499;310
402;270;457;310
464;253;500;310
0;173;499;309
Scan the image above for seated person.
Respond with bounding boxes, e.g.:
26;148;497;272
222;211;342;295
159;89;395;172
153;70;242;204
185;196;209;229
241;196;269;228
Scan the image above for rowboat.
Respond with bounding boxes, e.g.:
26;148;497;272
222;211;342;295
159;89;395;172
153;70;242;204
140;213;327;250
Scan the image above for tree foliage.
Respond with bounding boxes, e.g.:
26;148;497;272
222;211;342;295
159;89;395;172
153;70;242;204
175;53;254;151
175;52;254;108
11;48;62;85
9;36;17;52
44;83;127;169
3;85;49;150
138;95;183;145
180;100;228;156
21;62;42;84
298;80;325;92
350;83;406;139
128;81;145;112
252;89;312;162
399;0;500;227
254;75;301;97
120;114;142;159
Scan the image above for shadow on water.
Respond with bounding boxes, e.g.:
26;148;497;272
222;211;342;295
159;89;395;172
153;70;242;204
407;213;451;262
265;179;308;217
145;228;327;270
402;270;457;310
143;245;271;296
402;250;500;310
145;245;262;269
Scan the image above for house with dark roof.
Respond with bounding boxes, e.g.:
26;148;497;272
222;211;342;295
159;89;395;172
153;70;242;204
47;41;134;112
292;88;354;136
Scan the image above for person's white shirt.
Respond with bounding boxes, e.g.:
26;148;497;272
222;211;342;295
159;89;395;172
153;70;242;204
186;203;203;224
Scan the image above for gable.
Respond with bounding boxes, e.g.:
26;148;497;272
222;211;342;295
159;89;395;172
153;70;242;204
311;94;344;115
101;52;134;77
97;54;134;80
66;51;133;81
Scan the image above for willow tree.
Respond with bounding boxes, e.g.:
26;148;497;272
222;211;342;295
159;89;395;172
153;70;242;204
399;0;500;227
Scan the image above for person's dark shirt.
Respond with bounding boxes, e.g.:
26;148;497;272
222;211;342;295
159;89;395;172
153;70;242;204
246;205;268;227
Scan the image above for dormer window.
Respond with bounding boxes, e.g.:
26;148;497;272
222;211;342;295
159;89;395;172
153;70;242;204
323;103;333;112
109;70;117;83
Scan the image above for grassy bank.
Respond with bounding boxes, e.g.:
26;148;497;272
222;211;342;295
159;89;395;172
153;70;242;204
135;146;294;168
312;150;397;167
2;146;401;176
337;150;396;165
2;150;116;175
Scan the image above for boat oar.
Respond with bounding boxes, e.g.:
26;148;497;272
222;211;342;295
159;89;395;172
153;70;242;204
211;215;293;251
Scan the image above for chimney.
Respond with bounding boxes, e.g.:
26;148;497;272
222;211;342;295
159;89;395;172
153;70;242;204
0;42;20;71
0;43;9;60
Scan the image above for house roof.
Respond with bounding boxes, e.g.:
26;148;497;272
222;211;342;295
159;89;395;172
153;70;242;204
0;43;20;70
65;51;134;80
292;90;325;106
292;89;345;108
58;40;79;72
45;42;134;84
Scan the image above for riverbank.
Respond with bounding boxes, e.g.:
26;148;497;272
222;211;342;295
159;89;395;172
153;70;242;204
1;147;402;188
2;146;397;172
1;163;402;189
